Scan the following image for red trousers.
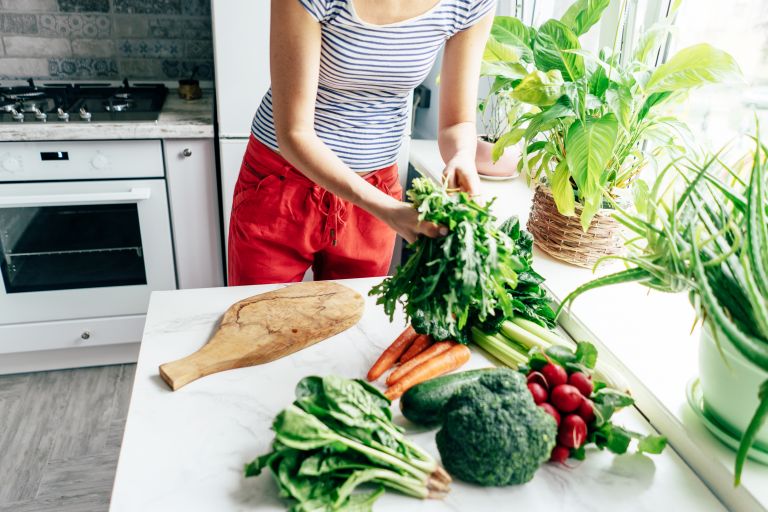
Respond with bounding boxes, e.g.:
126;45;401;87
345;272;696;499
227;136;402;285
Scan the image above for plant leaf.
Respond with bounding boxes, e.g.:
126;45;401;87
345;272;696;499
637;434;668;454
645;43;743;94
492;129;525;161
480;60;528;79
533;20;585;81
560;0;611;36
512;69;565;106
489;16;534;62
551;160;576;216
605;85;633;130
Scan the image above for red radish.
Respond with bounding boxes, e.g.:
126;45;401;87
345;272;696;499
527;371;549;390
558;415;587;449
568;372;594;397
550;384;583;413
541;363;568;388
539;402;561;426
550;445;570;464
577;398;595;424
527;382;548;404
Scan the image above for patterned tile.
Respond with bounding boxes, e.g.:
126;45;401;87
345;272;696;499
161;59;213;80
39;14;111;38
48;58;119;78
57;0;110;12
113;0;181;15
182;0;210;16
0;14;38;34
185;39;213;59
148;18;211;39
117;39;182;58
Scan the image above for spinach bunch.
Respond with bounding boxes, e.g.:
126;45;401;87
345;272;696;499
246;375;449;511
370;178;524;343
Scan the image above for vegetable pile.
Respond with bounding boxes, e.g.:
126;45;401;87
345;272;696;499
370;178;525;343
245;375;450;511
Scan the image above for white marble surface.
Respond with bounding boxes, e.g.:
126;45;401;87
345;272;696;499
0;90;214;141
111;278;724;512
409;139;768;511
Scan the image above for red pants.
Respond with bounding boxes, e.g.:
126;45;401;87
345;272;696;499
228;136;402;285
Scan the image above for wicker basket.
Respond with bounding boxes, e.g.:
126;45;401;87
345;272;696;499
526;185;625;268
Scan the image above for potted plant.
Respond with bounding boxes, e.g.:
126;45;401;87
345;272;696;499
475;88;522;179
482;0;742;267
557;134;768;484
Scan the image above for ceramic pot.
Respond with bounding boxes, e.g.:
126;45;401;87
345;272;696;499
475;137;519;178
699;324;768;447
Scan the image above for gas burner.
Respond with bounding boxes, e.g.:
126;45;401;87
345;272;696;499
114;92;132;100
104;99;134;112
20;98;53;113
0;99;19;112
7;90;46;100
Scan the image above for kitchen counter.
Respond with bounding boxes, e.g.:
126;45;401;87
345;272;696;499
409;139;768;511
0;91;214;141
110;278;724;511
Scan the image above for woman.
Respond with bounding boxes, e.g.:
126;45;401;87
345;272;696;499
228;0;496;285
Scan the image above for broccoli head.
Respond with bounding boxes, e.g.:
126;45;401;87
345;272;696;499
435;368;557;486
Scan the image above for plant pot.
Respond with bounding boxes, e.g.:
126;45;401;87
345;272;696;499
526;185;625;268
476;137;519;179
699;324;768;448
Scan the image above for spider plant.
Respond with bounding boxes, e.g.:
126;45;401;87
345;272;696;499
555;131;768;485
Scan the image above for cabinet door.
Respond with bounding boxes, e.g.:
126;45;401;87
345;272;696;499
164;139;224;289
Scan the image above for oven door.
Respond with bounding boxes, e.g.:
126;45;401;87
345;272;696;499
0;179;175;325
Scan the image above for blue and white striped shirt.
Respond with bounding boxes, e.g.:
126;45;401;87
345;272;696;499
251;0;496;172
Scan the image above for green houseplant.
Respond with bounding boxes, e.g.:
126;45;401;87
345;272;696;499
481;0;742;265
556;133;768;484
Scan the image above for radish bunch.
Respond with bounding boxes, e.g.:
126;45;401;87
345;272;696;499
526;363;595;463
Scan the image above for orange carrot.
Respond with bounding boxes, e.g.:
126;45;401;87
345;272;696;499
386;341;455;386
366;325;418;381
384;344;471;400
399;334;433;363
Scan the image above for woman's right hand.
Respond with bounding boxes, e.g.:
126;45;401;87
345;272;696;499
381;201;447;244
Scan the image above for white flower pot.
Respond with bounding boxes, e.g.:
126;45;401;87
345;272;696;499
476;138;519;178
699;324;768;447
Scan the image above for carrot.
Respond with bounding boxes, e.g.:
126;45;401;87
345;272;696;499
366;325;418;381
399;334;433;363
386;341;455;386
384;344;472;400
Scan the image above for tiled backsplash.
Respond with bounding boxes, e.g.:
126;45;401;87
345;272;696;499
0;0;213;82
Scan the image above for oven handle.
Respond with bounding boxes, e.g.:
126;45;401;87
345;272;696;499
0;187;152;208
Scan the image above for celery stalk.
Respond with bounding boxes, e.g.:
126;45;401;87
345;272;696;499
511;317;574;349
500;320;552;352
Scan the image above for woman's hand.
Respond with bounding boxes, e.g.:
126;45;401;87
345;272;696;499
443;150;481;196
380;201;447;244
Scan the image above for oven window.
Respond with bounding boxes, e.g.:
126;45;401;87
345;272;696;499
0;204;148;293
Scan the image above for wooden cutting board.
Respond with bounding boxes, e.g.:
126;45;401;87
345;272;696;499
159;281;364;391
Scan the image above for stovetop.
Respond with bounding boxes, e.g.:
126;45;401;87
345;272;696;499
0;79;168;124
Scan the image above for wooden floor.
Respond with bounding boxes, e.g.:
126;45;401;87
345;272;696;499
0;364;136;512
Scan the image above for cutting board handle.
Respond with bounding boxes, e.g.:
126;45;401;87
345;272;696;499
159;349;229;391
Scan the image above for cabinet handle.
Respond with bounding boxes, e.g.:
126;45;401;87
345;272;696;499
182;148;192;157
81;331;91;340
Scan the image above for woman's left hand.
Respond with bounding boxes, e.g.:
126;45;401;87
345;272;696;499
443;151;481;196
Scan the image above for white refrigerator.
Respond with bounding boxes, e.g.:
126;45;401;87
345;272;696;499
211;0;410;275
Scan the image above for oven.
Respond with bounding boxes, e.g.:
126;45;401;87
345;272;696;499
0;140;175;355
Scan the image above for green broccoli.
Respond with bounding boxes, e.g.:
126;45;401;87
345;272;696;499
435;368;557;486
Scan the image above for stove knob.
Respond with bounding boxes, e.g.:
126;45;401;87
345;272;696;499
57;108;70;122
91;154;109;170
1;156;21;173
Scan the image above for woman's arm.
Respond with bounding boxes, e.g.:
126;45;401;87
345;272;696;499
269;0;441;243
438;9;495;195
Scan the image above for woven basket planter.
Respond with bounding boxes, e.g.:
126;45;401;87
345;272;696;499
526;185;625;268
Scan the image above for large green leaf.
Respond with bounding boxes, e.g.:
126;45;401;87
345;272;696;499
551;160;576;216
633;22;675;64
645;43;743;94
492;129;525;161
560;0;611;36
533;20;585;81
512;69;565;106
490;16;534;62
480;60;528;79
484;38;524;63
605;85;633;130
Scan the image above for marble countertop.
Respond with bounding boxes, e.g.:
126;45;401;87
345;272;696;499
409;139;768;511
0;90;214;141
110;278;724;512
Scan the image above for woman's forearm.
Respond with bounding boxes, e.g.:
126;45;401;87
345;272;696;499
438;121;477;164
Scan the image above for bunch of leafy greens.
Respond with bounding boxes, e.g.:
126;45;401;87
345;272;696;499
246;375;450;511
483;0;742;230
370;177;525;343
556;132;768;484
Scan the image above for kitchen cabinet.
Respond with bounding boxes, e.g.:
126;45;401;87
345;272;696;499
163;139;224;289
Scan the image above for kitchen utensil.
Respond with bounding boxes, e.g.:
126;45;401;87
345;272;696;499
178;65;202;100
159;281;365;390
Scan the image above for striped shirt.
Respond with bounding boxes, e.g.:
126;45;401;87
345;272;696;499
251;0;496;172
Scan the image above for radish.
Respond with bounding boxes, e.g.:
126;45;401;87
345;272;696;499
539;402;561;426
541;363;568;389
577;398;595;424
568;372;594;397
558;415;587;449
527;382;548;404
550;384;583;413
550;445;570;464
527;371;548;390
